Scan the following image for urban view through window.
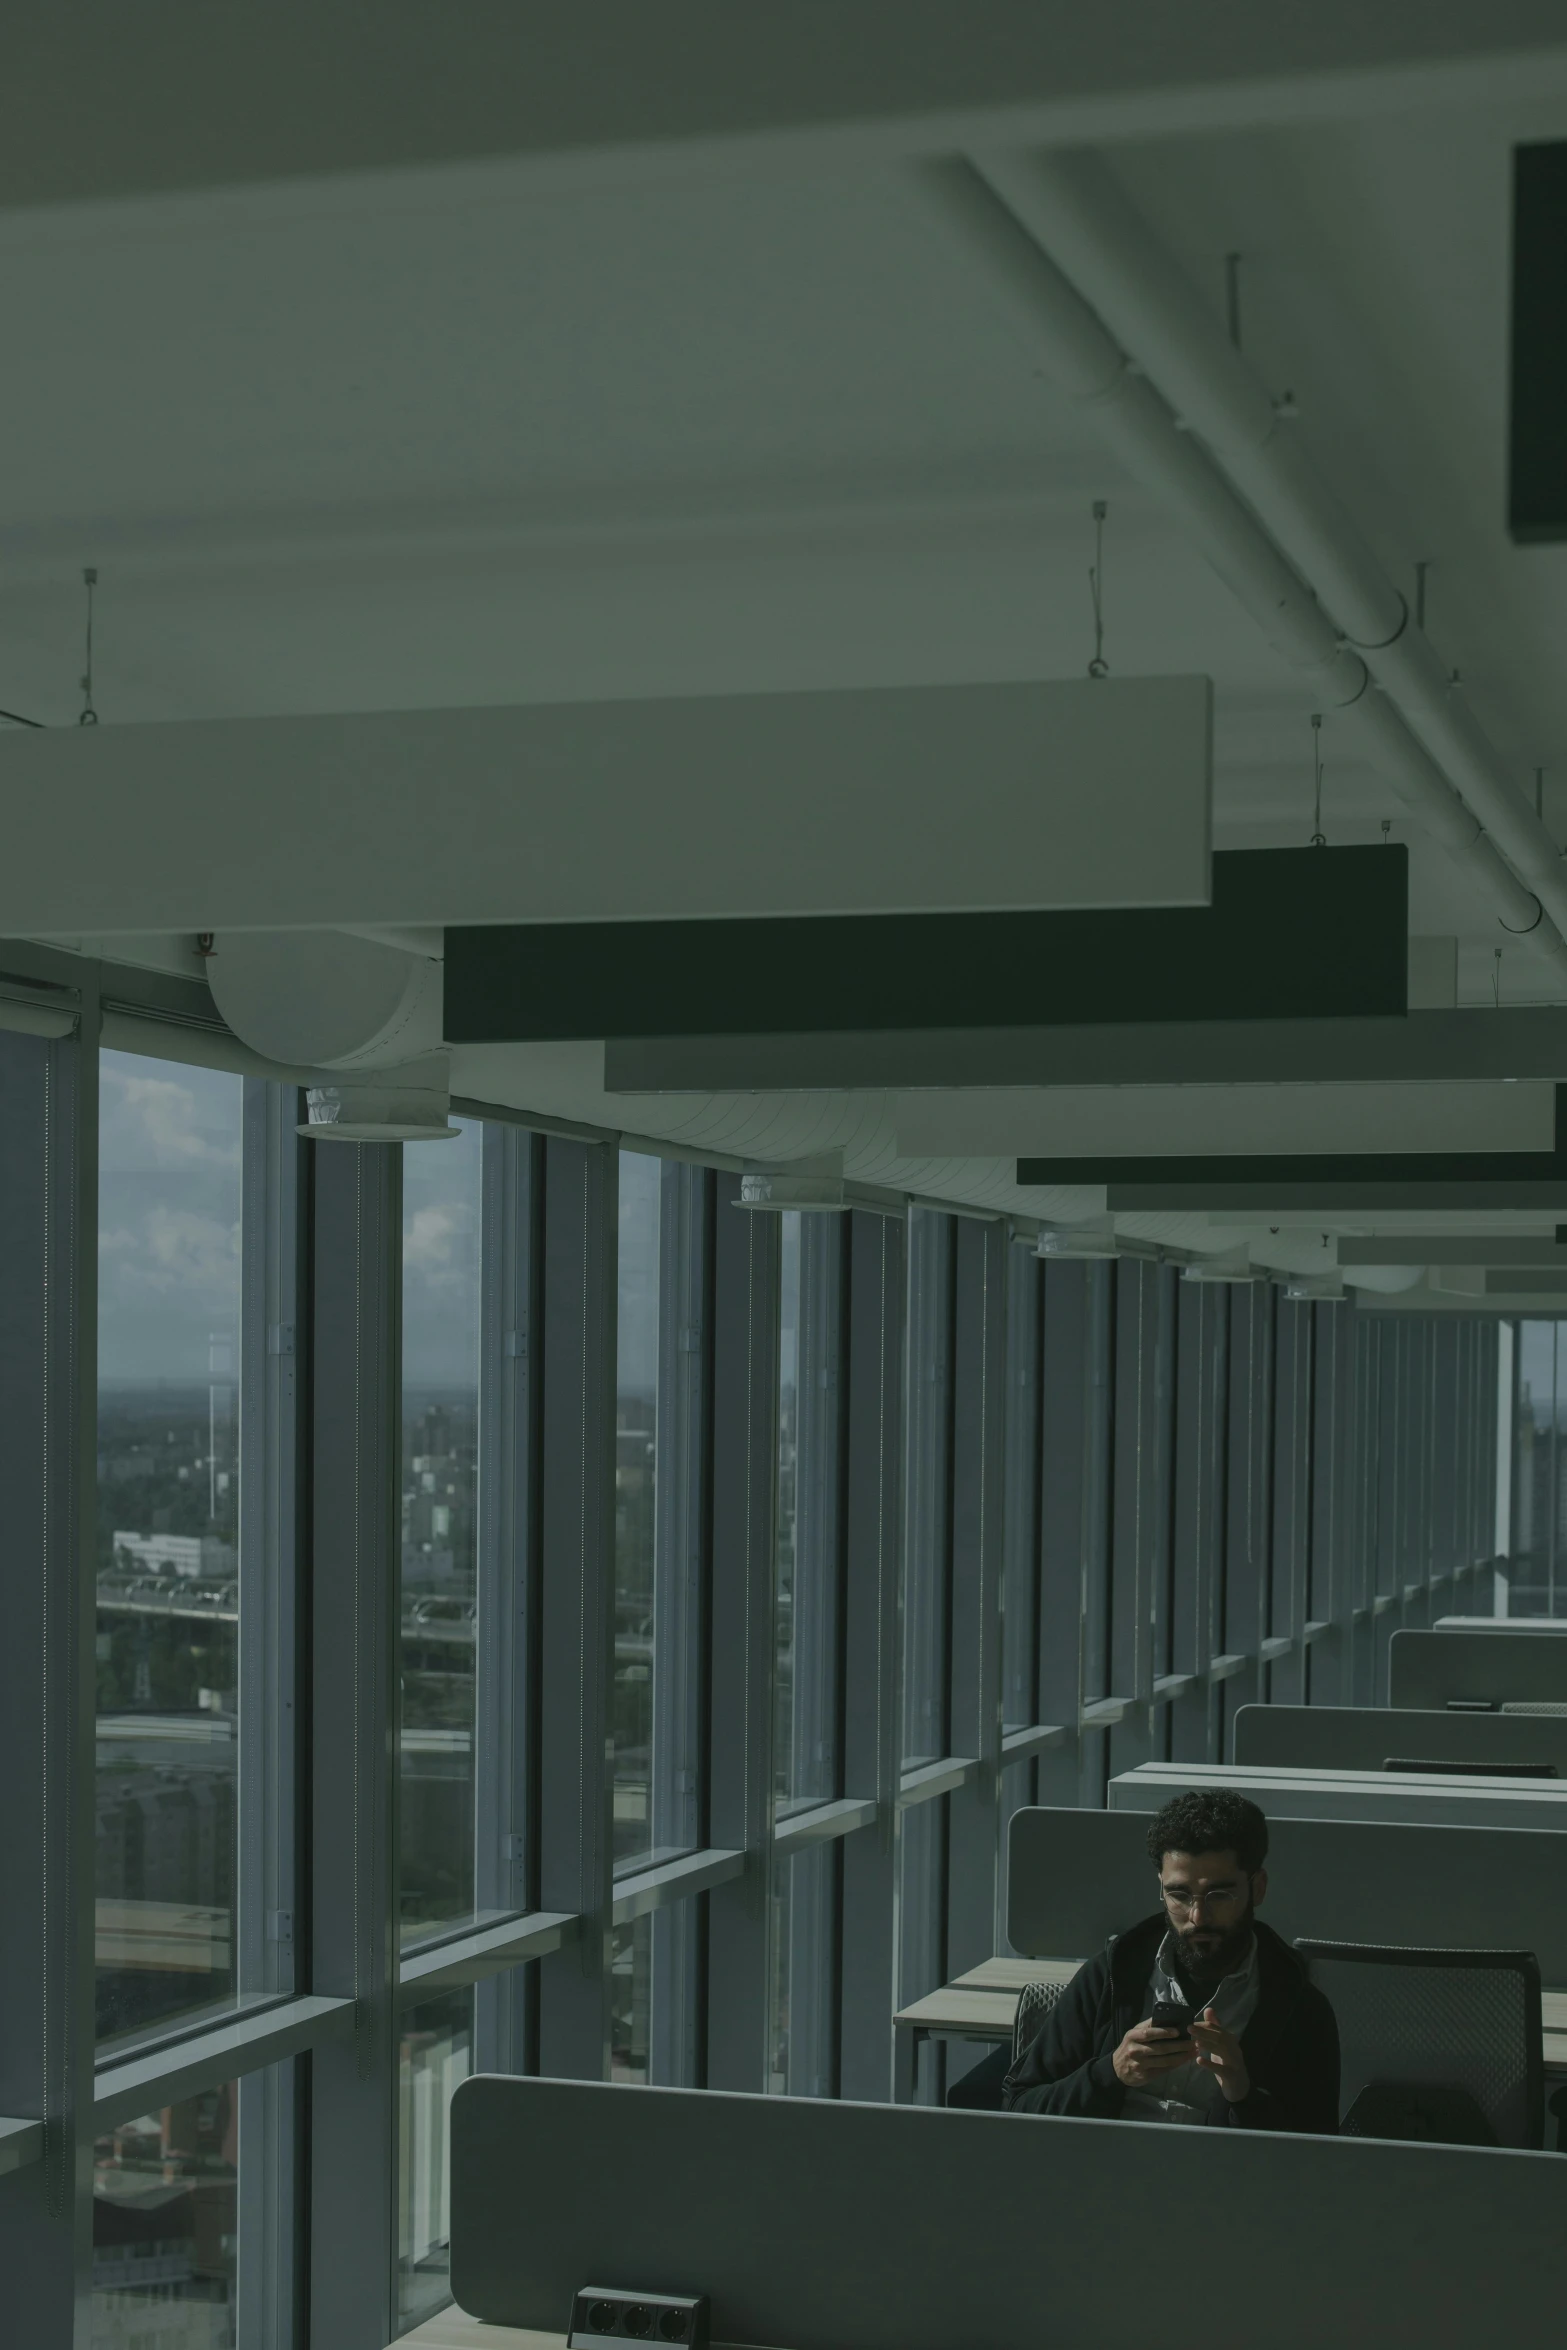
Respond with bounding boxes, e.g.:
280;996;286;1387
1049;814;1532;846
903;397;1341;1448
95;1052;243;2348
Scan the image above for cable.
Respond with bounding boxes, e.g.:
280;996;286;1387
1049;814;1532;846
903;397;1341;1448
79;566;99;726
1087;500;1108;677
0;705;43;727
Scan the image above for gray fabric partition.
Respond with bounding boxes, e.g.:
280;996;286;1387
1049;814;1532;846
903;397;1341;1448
1436;1617;1567;1633
1005;1806;1567;1983
449;2074;1567;2350
1234;1702;1567;1776
1392;1628;1567;1709
1109;1759;1567;1834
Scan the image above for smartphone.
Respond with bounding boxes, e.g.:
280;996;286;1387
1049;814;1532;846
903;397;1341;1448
1148;1997;1192;2035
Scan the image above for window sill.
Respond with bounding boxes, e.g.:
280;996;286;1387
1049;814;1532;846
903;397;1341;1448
399;1910;577;2001
0;2116;42;2178
897;1756;979;1807
610;1847;743;1925
773;1796;878;1851
94;1993;355;2132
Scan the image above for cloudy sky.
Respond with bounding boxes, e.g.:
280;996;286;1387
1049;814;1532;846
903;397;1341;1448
97;1062;670;1399
402;1116;481;1391
98;1052;244;1384
98;1056;487;1389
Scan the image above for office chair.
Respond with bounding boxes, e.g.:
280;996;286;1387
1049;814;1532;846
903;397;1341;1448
1296;1939;1547;2149
944;1978;1064;2110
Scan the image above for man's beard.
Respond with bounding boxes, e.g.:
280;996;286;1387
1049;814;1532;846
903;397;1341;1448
1172;1893;1255;1989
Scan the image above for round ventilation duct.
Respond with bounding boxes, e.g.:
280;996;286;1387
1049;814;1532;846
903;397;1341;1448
205;929;443;1069
300;1053;458;1144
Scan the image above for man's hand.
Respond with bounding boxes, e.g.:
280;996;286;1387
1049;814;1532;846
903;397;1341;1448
1189;2006;1250;2102
1111;2019;1197;2088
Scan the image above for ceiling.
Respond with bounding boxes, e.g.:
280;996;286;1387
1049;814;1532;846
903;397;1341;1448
8;20;1567;1292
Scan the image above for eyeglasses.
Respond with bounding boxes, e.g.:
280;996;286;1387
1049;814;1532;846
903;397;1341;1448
1160;1884;1246;1918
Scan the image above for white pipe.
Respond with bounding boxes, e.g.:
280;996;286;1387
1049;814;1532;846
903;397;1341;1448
917;159;1566;978
978;148;1567;967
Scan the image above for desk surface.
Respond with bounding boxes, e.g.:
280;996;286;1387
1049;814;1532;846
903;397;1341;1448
895;1956;1567;2073
396;2323;755;2350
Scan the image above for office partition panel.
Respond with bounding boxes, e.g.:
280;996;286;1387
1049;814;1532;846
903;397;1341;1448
449;2074;1567;2350
1005;1805;1567;1982
1391;1627;1567;1709
1111;1759;1567;1834
1235;1702;1567;1776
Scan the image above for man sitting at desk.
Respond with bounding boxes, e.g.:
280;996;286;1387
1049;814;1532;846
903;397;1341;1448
1002;1788;1339;2131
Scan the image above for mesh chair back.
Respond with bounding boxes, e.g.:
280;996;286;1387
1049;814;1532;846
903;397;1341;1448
1012;1977;1064;2063
1296;1939;1543;2150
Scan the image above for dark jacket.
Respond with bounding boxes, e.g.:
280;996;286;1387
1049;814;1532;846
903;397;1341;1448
1002;1914;1340;2134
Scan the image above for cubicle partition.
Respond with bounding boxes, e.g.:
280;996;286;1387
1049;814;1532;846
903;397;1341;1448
448;2074;1567;2349
1391;1627;1567;1710
1233;1702;1567;1777
1436;1616;1567;1633
1005;1806;1567;1983
1107;1758;1567;1834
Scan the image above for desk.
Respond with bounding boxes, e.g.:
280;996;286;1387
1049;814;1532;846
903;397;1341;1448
893;1958;1567;2102
397;2321;552;2349
396;2324;754;2350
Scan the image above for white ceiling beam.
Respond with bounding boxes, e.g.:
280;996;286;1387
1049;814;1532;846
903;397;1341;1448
0;677;1210;934
919;158;1567;987
7;7;1565;215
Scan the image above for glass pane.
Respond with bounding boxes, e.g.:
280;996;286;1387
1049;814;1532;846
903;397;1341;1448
611;1916;653;2083
775;1211;801;1802
400;1118;482;1945
776;1213;842;1810
399;1986;474;2329
772;1842;838;2098
898;1797;947;2099
93;2078;238;2347
1001;1245;1041;1732
903;1209;953;1769
96;1052;242;2046
614;1152;661;1870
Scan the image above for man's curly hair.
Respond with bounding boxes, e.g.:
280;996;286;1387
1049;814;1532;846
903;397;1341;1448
1145;1788;1268;1877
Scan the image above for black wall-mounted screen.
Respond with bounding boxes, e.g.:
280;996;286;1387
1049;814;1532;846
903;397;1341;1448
1511;140;1567;545
445;844;1407;1043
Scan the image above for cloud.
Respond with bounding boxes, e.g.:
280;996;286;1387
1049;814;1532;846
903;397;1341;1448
403;1202;462;1272
101;1063;241;1171
100;1205;240;1301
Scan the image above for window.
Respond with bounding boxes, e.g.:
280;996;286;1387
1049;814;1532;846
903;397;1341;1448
400;1116;482;1944
1516;1321;1561;1615
399;1988;474;2329
96;1052;244;2048
614;1151;662;1870
902;1208;953;1770
772;1213;844;2095
93;2079;239;2349
610;1917;653;2084
1001;1243;1042;1737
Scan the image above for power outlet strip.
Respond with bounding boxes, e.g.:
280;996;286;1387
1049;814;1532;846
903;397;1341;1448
568;2287;710;2348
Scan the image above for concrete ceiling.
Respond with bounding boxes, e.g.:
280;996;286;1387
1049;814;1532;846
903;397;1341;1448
8;15;1567;1280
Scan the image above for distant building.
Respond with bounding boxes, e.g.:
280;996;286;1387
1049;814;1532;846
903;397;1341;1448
112;1531;238;1581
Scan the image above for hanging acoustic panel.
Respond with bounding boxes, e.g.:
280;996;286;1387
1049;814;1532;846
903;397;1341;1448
1020;1086;1567;1210
901;1079;1553;1160
0;674;1211;934
605;1003;1567;1095
450;845;1406;1044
